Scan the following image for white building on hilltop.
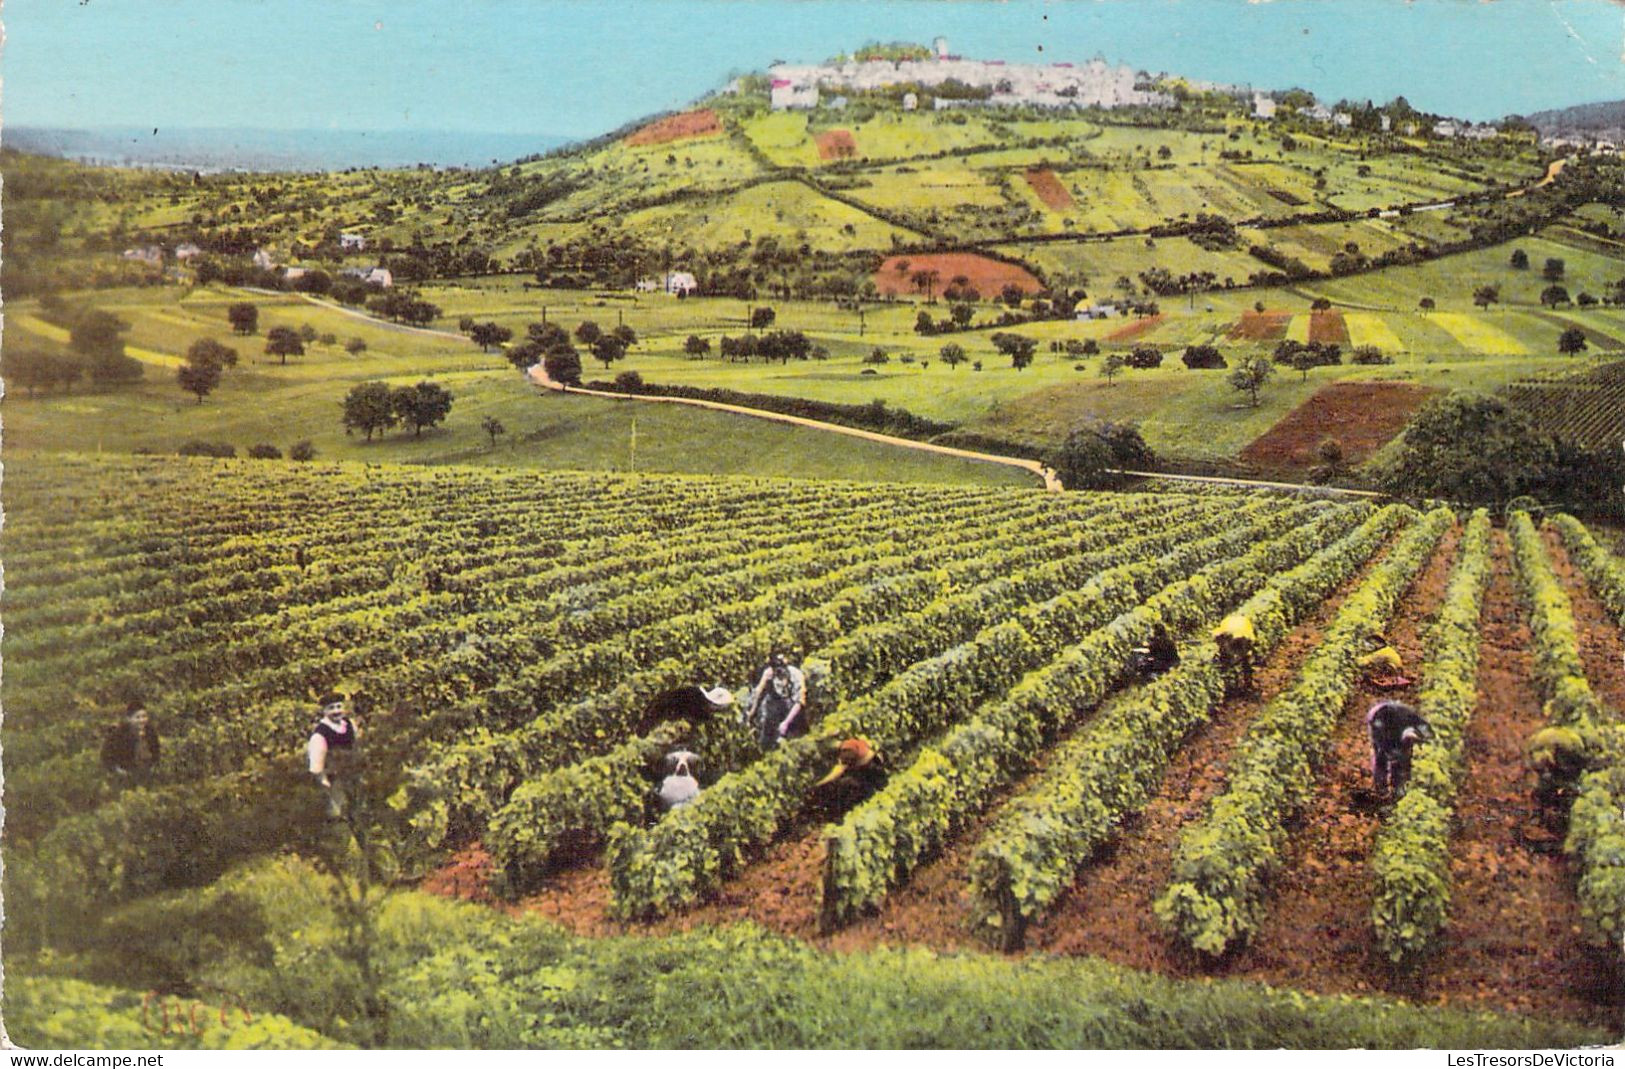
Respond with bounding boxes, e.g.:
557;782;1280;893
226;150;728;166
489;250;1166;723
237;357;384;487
1252;94;1277;120
770;78;820;110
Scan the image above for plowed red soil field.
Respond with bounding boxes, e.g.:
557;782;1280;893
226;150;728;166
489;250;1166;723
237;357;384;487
1310;309;1351;346
1240;381;1440;470
816;130;858;160
1106;314;1163;342
625;109;723;146
1229;309;1292;341
873;253;1043;298
1024;168;1073;210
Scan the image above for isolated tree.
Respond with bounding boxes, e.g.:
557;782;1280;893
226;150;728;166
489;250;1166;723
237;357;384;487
299;323;319;345
481;415;507;448
750;306;777;330
1350;344;1390;365
289;440;317;461
265;326;305;365
591;334;628;370
1228;353;1275;407
950;303;975;329
1558;327;1589;356
914;310;937;336
1126;345;1162;369
177;356;223;403
71;309;142;382
1540;285;1571;308
543;347;583;386
1418;296;1436;310
1510;249;1529;270
684;334;711;357
939;342;967;369
1310;296;1333;311
228;302;259;335
1289;346;1319;382
1377;393;1554;506
345;337;368;355
469;322;513;352
1051;429;1115;490
991;332;1037;369
342;381;399;441
612;324;637;348
1181;344;1225;370
574;321;603;347
247;444;282;459
1099;351;1126;386
392;380;454;437
1543;257;1566;282
1308;438;1346;484
187;337;239;370
1473;285;1500;310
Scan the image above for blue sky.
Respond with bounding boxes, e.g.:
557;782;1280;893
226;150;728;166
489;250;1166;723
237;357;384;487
7;0;1625;136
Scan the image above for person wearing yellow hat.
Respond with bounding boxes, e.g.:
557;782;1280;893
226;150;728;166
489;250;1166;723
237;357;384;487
1528;726;1587;831
1356;633;1411;689
810;737;888;821
1212;613;1257;696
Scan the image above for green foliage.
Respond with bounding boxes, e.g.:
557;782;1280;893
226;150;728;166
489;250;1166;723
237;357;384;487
1377;393;1555;507
342;381;398;440
391;380;454;437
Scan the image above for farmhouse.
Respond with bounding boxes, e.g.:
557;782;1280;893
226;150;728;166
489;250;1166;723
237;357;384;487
1251;94;1277;120
174;242;204;262
1305;104;1334;122
252;248;277;271
342;265;394;288
902;92;918;111
1333;112;1353;129
121;245;164;266
283;266;311;283
1433;120;1460;138
770;79;820;111
340;232;367;251
1075;303;1118;320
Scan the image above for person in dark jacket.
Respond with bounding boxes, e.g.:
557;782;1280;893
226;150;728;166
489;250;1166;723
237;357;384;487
809;737;888;821
308;693;359;819
101;700;160;780
1133;624;1180;679
634;685;734;737
1367;700;1431;799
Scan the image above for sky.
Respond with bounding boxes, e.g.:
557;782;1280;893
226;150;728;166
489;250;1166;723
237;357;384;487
6;0;1625;137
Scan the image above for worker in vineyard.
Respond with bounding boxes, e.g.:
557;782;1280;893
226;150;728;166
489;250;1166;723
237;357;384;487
1367;699;1431;800
1212;613;1257;696
1356;633;1411;690
656;748;702;811
1132;623;1180;680
746;651;807;749
809;737;888;820
635;684;734;737
308;692;359;820
101;699;160;781
1528;726;1588;830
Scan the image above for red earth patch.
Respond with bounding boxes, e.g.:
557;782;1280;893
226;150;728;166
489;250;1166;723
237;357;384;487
1229;309;1293;342
1240;381;1440;470
816;129;858;160
1024;168;1073;211
1309;309;1351;347
625;109;723;147
874;253;1043;298
1106;314;1164;342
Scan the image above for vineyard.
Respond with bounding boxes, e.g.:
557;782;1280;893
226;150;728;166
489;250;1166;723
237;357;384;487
7;454;1625;1042
1502;359;1625;451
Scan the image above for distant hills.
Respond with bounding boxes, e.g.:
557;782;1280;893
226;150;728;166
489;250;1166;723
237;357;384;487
1524;100;1625;141
5;126;573;172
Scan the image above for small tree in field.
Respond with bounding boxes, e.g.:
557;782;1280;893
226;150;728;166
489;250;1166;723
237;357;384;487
1510;249;1529;269
177;357;222;403
939;342;966;369
392;381;454;437
469;322;513;352
187;337;239;369
1099;351;1126;386
481;415;507;448
1541;285;1571;308
1558;327;1588;356
1473;285;1499;309
1418;297;1435;310
342;382;398;441
684;334;711;357
1229;353;1274;407
228;302;258;335
346;337;368;355
265;326;305;365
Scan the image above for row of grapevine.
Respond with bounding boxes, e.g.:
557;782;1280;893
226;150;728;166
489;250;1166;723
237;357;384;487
404;497;1204;856
486;501;1340;894
1508;512;1625;947
819;502;1369;929
1368;510;1493;964
1154;508;1454;956
606;497;1310;920
962;503;1414;948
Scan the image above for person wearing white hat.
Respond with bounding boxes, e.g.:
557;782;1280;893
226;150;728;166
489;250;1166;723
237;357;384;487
1366;699;1431;799
635;684;735;736
657;749;702;811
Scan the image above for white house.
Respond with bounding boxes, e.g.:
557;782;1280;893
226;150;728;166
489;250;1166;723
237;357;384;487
665;271;698;296
365;267;394;288
340;232;367;251
1433;120;1460;138
902;92;919;112
1379;114;1392;133
283;266;311;283
1333;111;1353;129
770;79;819;111
175;242;204;262
252;248;277;271
1075;303;1118;321
122;245;164;266
1251;94;1277;120
1306;104;1333;122
635;277;662;293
